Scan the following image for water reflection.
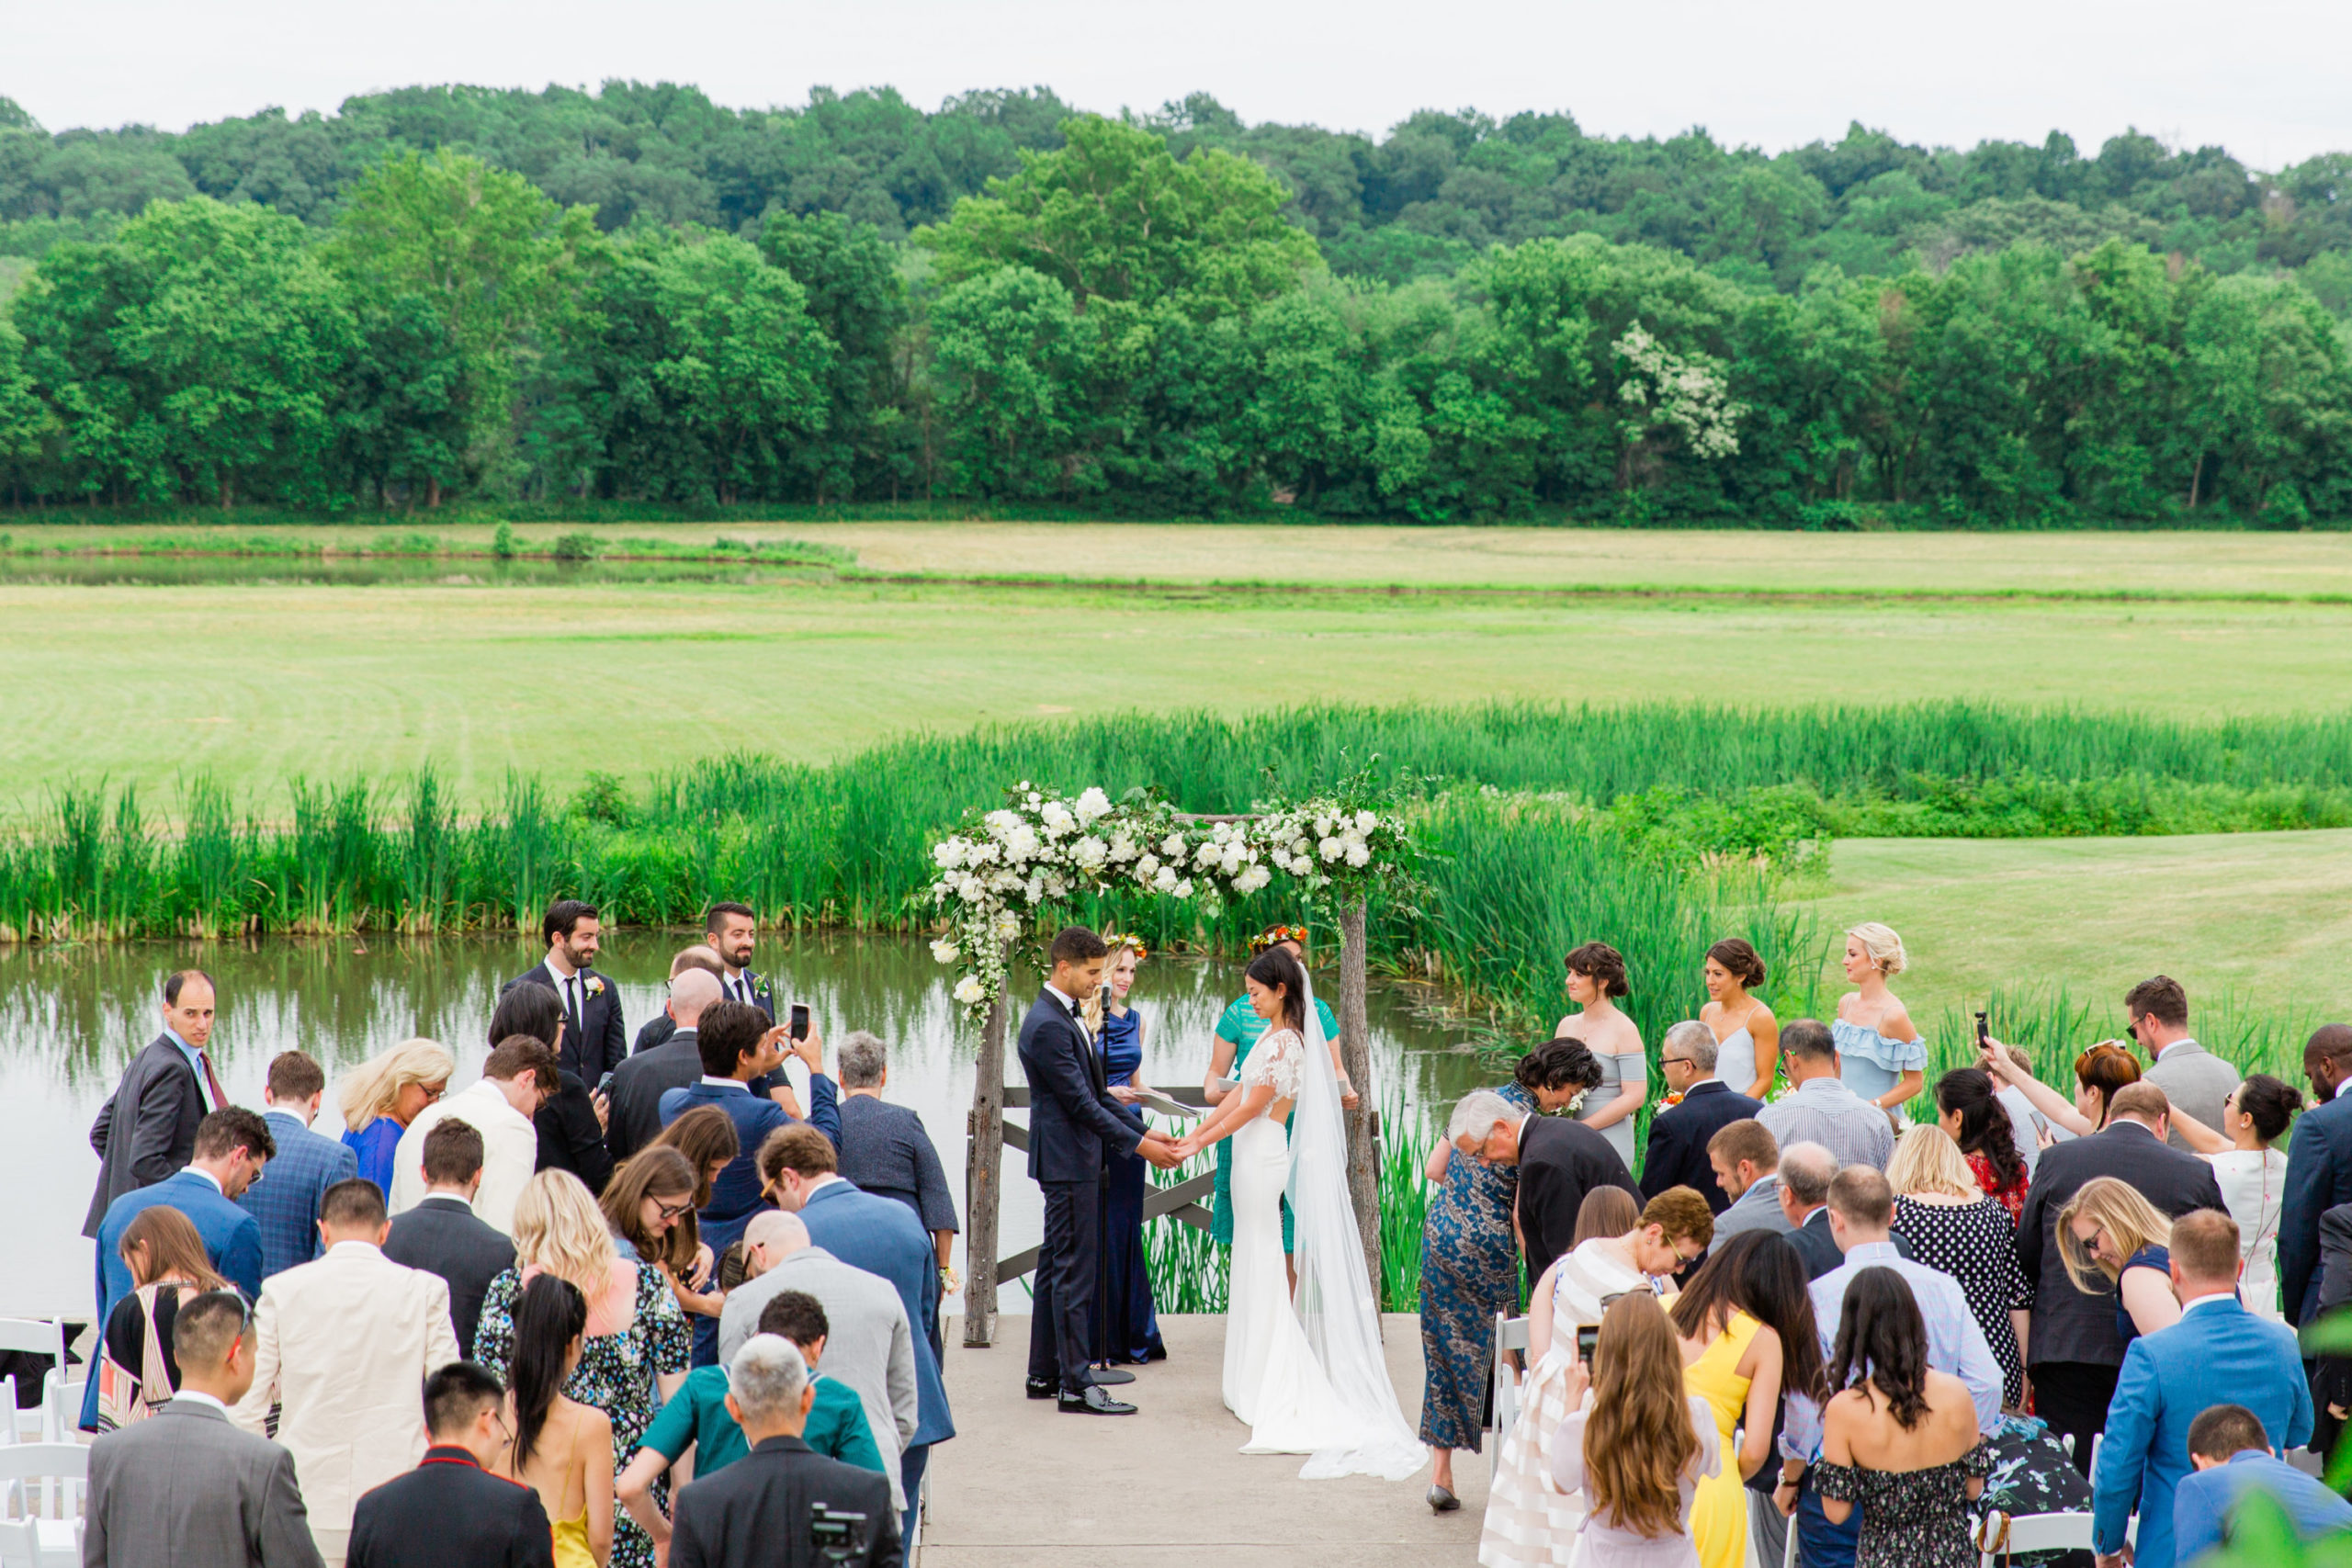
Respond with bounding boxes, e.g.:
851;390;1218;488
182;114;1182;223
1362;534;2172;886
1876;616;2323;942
0;556;831;589
3;932;1493;1315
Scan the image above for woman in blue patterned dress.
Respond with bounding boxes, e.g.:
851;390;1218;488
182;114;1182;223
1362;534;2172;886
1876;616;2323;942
1204;926;1348;1252
476;1170;692;1568
1417;1038;1605;1513
1086;932;1166;1363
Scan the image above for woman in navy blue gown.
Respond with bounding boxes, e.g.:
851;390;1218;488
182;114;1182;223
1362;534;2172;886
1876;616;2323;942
1088;932;1167;1363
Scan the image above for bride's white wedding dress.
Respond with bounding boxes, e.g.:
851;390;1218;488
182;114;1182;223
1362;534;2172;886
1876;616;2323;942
1219;981;1424;1481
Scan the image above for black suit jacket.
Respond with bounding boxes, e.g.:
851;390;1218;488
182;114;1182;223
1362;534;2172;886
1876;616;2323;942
533;1068;614;1195
349;1447;554;1568
1015;989;1142;1184
671;1435;900;1568
84;1033;209;1236
506;962;627;1086
1784;1205;1912;1280
607;1032;705;1163
382;1195;517;1353
2018;1121;2227;1367
1517;1114;1642;1287
1640;1080;1765;1213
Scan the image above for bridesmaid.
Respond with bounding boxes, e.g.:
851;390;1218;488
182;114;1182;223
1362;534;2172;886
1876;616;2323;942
1701;939;1780;1101
1832;923;1926;1118
1559;942;1645;1172
1086;931;1166;1363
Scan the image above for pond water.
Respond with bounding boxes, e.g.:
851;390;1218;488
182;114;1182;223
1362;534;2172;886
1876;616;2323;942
2;931;1493;1317
0;555;826;589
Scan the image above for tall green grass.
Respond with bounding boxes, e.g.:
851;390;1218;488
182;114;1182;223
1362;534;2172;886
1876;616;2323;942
1921;987;2327;1094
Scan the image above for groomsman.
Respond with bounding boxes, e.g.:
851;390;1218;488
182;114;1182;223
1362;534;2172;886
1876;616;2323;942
705;902;775;1017
506;899;626;1087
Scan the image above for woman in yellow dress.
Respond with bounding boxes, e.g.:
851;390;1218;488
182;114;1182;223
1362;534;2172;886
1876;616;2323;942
500;1271;616;1568
1669;1234;1787;1568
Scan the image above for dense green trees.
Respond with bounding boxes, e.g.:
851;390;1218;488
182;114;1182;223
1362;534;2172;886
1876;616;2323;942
0;112;2346;522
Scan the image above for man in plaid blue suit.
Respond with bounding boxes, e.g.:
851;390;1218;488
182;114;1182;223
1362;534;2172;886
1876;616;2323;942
238;1050;360;1280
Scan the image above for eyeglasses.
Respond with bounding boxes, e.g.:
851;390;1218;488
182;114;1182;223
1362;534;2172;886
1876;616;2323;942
1661;1056;1694;1067
653;1196;694;1222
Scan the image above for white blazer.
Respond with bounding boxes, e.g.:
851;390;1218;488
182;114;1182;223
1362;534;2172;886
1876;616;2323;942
386;1078;539;1232
230;1241;461;1533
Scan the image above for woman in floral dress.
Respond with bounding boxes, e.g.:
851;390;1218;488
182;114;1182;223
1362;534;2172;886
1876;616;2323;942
477;1170;692;1568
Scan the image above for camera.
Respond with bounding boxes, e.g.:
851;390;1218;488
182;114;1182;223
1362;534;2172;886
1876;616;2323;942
811;1502;869;1563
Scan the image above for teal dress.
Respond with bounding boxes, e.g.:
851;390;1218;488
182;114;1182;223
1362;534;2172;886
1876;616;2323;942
1209;993;1340;1249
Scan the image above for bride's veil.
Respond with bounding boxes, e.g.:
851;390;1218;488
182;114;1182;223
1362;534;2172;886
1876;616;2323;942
1288;969;1426;1480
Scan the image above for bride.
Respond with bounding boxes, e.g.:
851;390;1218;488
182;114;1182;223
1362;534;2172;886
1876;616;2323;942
1172;944;1424;1481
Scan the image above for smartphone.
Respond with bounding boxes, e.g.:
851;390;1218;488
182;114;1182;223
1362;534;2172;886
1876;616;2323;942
595;1067;616;1095
788;1002;810;1042
1974;1010;1990;1047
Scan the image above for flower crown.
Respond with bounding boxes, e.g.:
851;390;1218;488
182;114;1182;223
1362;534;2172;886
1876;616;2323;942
1249;925;1310;954
1102;931;1148;959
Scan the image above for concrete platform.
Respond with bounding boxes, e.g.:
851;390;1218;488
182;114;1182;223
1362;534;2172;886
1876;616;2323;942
924;1314;1487;1567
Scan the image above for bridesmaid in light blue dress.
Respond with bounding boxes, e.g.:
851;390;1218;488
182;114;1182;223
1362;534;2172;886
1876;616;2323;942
1701;938;1781;1101
1833;922;1927;1117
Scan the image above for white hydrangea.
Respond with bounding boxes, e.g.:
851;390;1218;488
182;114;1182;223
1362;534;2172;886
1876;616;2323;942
984;808;1021;839
1040;801;1074;837
1070;835;1107;870
1004;824;1040;862
931;938;959;964
933;839;966;870
1151;865;1179;892
953;976;986;1005
1346;840;1371;867
1233;863;1272;895
1319;836;1344;863
1161;833;1185;858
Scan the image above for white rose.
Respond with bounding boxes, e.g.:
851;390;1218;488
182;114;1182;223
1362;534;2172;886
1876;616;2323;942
1220;845;1246;874
1041;802;1074;836
1136;853;1161;878
931;938;959;964
1071;835;1108;869
1291;855;1315;875
1152;865;1179;893
1315;814;1335;836
1234;863;1272;895
1006;825;1040;862
1292;837;1310;856
1346;840;1371;867
985;808;1020;838
1172;878;1194;898
1161;833;1185;858
956;874;985;901
953;976;985;1005
993;911;1021;940
1354;809;1379;833
1108;835;1136;863
1075;786;1113;820
933;840;965;870
1319;836;1344;863
1193;841;1221;868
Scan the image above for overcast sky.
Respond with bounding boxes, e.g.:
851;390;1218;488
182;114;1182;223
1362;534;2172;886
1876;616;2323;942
12;0;2347;170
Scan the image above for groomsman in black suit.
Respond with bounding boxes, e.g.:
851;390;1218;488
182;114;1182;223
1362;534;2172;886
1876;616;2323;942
705;901;776;1019
507;898;627;1088
1019;927;1182;1415
1642;1021;1766;1213
84;969;224;1236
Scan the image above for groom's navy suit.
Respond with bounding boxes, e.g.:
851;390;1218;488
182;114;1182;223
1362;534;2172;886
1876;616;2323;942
1019;986;1146;1395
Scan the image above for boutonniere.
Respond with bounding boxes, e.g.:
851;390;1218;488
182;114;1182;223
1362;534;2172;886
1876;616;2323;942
585;975;606;998
1653;1092;1684;1115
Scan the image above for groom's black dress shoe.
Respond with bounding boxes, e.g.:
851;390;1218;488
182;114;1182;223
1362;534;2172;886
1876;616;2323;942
1087;1367;1136;1385
1024;1377;1057;1400
1059;1385;1136;1415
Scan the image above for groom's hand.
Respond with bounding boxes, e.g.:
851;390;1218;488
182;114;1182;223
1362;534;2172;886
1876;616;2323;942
1137;1134;1182;1169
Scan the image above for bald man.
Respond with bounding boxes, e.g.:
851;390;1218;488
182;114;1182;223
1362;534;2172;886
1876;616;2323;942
606;966;727;1163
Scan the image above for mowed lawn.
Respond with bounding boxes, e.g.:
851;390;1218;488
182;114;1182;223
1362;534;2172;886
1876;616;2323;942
5;570;2352;812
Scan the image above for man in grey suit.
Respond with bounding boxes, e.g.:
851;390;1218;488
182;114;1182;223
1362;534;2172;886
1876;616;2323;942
86;1288;324;1568
1706;1119;1795;1248
2132;975;2240;1151
84;969;223;1237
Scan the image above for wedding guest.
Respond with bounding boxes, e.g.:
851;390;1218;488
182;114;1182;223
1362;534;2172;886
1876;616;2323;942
389;1037;558;1231
1075;934;1159;1364
1889;1125;2031;1406
1668;1237;1787;1568
662;999;838;1256
628;944;724;1055
494;1272;615;1568
1447;1088;1639;1288
1643;1021;1763;1213
337;1039;454;1198
474;1170;692;1568
2171;1402;2352;1562
1705;1122;1793;1248
2018;1081;2223;1475
1701;938;1780;1100
651;1104;740;1204
242;1051;361;1280
84;969;224;1238
347;1362;554;1568
1724;1232;1823;1568
96;1205;224;1428
1775;1141;1905;1281
1982;1036;2143;1137
2165;1073;2300;1319
1205;924;1344;1252
1831;923;1926;1118
2057;1176;2181;1346
2091;1210;2312;1568
1931;1067;2030;1221
1757;1021;1893;1173
85;1288;326;1568
1811;1269;1992;1568
507;898;627;1087
2280;1024;2352;1325
1480;1190;1711;1567
605;968;724;1164
1577;1187;1644;1246
491;981;614;1196
601;1146;719;1333
85;1106;273;1431
381;1118;515;1352
1545;1293;1721;1568
1519;1036;1610;1115
1559;941;1648;1171
833;1031;965;1348
2129;975;2239;1149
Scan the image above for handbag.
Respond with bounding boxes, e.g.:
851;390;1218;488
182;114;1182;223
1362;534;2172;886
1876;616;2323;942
95;1282;178;1432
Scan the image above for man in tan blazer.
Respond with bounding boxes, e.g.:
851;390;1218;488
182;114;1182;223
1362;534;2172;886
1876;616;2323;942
233;1178;461;1567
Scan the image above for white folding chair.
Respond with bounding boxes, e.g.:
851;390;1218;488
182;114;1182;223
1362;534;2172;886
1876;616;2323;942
0;1516;81;1568
1974;1509;2095;1568
32;1374;83;1449
1490;1313;1530;1485
0;1325;66;1449
2082;1435;2138;1547
0;1442;85;1564
1782;1506;1800;1568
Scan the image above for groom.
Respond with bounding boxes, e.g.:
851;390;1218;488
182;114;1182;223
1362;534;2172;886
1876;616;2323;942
1021;925;1182;1415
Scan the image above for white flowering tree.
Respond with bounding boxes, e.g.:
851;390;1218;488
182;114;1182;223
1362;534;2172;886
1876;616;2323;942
933;778;1416;1346
1611;321;1747;491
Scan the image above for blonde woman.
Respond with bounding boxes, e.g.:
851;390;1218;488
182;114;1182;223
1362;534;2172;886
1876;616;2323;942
475;1171;690;1568
1887;1127;2032;1407
1833;924;1925;1116
338;1037;455;1196
2057;1177;2179;1347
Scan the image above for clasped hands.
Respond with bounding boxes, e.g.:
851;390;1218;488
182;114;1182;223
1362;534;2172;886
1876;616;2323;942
1136;1133;1188;1169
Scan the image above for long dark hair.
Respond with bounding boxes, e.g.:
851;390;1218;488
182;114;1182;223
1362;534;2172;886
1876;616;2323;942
1243;945;1307;1033
1667;1234;1747;1341
1935;1067;2025;1194
1729;1231;1825;1403
1828;1267;1930;1429
508;1272;588;1472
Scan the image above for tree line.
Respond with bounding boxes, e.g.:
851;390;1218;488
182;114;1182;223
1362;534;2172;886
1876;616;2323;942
0;116;2346;523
